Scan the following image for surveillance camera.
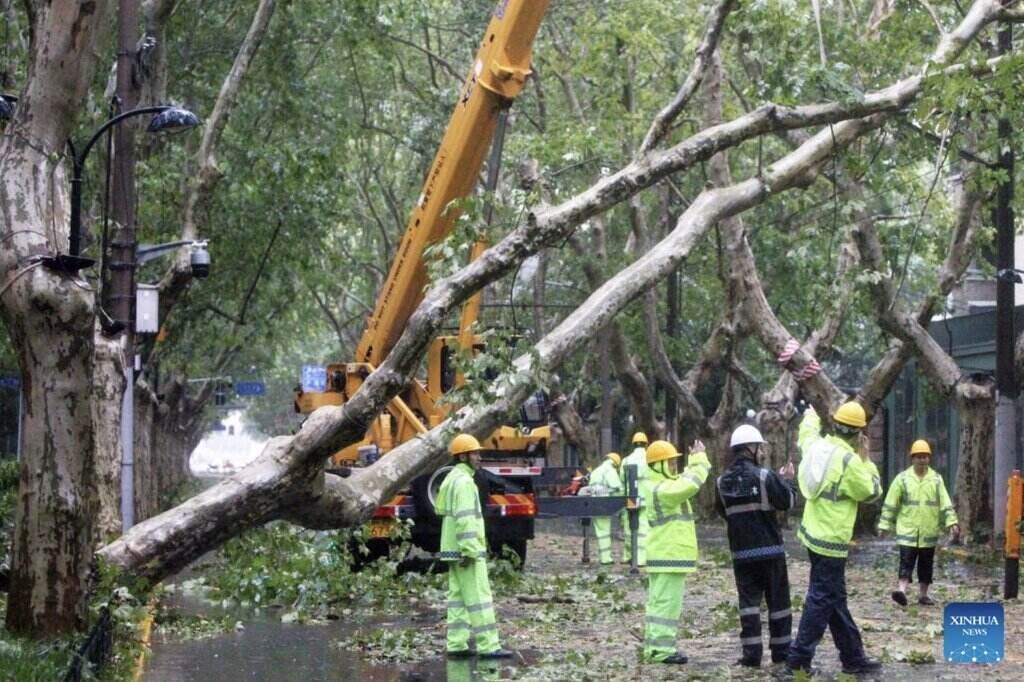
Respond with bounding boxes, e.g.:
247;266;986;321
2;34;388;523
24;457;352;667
190;240;210;279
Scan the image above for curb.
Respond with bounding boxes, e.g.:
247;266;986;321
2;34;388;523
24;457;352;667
132;593;160;682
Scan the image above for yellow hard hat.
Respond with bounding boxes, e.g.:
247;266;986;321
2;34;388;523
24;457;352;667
646;440;681;464
910;439;932;457
833;401;867;429
606;452;622;466
449;433;482;456
632;432;649;445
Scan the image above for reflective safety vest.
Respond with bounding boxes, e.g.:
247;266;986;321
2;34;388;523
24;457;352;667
878;466;957;548
622;447;650;505
434;462;487;562
641;450;711;573
589;459;622;495
796;411;882;559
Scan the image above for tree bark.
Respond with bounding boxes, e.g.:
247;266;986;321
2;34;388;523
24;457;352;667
4;277;97;635
953;386;996;539
549;390;598;464
1;0;116;637
92;332;126;541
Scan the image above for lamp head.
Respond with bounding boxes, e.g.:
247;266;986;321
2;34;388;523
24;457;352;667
0;95;15;122
998;268;1023;284
148;106;201;134
190;240;210;278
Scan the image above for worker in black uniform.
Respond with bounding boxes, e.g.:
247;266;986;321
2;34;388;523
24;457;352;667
714;424;797;668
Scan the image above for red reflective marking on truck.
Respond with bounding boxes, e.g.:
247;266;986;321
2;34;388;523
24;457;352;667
372;494;413;518
483;466;543;476
485;493;536;517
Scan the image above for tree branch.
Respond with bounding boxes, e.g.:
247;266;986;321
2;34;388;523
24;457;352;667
155;0;278;322
637;0;735;153
237;215;282;326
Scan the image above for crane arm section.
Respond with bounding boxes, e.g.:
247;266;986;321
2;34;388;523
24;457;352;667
354;0;550;367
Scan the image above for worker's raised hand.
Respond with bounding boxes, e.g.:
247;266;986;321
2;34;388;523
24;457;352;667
778;460;796;480
689;440;705;454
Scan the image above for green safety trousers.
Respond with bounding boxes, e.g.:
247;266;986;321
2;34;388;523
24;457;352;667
593;516;613;564
643;573;685;662
621;509;648;565
446;558;501;654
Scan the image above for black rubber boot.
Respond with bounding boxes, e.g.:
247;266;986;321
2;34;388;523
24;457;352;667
784;661;815;677
662;652;688;664
890;590;908;606
841;657;883;675
478;649;514;660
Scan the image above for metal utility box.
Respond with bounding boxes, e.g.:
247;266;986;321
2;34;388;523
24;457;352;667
136;284;160;333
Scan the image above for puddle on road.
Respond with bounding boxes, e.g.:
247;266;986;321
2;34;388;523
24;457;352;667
146;624;527;681
145;602;540;681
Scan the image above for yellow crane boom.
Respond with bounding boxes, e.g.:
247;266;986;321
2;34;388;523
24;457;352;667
296;0;552;466
355;0;549;366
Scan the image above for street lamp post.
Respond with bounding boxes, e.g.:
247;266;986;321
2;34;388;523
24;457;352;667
121;239;210;530
51;103;200;530
38;105;201;274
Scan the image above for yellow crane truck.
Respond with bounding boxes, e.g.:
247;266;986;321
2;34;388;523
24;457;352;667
295;0;555;563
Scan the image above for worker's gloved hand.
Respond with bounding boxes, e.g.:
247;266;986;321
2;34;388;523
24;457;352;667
459;555;474;567
689;439;706;455
950;525;962;544
778;460;796;480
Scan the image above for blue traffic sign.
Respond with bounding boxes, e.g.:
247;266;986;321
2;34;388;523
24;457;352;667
301;365;327;393
235;381;266;397
0;375;20;390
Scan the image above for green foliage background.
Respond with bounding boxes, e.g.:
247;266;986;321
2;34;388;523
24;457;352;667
0;0;1020;458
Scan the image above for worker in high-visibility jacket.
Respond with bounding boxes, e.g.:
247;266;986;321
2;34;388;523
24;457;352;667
640;439;710;664
786;403;882;677
621;432;651;566
435;434;512;659
588;452;623;565
878;439;960;607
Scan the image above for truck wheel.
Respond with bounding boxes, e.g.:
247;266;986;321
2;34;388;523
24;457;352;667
349;537;391;570
498;538;527;568
412;466;452;519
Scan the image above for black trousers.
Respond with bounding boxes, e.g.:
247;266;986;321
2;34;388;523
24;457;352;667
898;545;936;584
734;556;792;663
788;550;866;668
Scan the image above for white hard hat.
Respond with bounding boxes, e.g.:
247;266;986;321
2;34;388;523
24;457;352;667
730;424;766;448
